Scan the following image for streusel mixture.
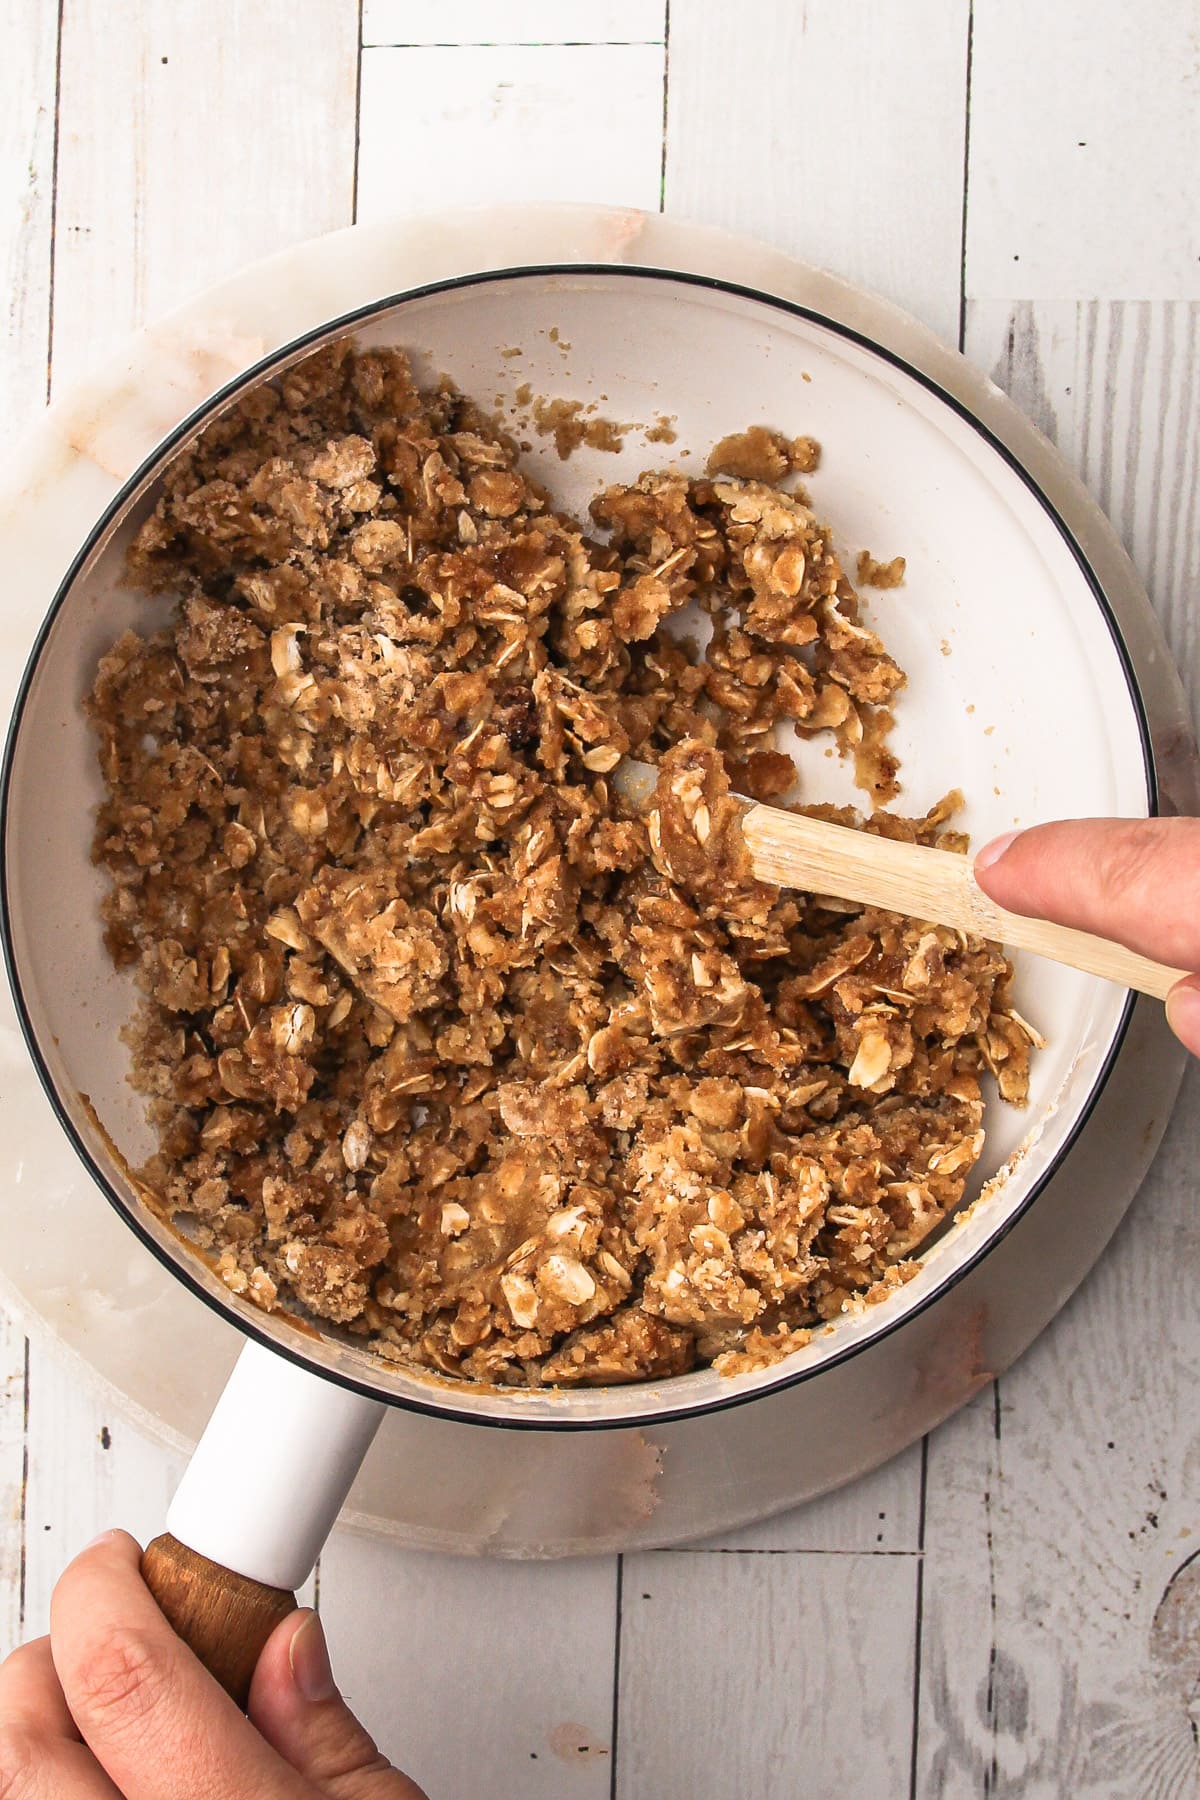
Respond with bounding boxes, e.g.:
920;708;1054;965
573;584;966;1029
88;343;1033;1387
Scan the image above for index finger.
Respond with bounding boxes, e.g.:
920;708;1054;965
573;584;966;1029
974;817;1200;972
49;1532;303;1800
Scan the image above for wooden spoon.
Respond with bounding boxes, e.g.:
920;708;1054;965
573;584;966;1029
614;759;1186;1001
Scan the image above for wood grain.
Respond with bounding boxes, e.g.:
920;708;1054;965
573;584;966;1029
0;1320;26;1655
0;0;57;425
917;1076;1200;1797
356;42;667;219
663;0;971;345
317;1529;620;1798
694;1439;923;1552
141;1534;296;1709
970;295;1200;704
967;0;1200;300
49;0;360;394
616;1550;920;1799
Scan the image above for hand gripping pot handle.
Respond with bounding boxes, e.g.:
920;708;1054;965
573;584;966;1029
140;1339;385;1706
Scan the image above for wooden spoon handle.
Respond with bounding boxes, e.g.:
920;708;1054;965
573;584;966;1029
141;1533;297;1709
741;804;1189;1001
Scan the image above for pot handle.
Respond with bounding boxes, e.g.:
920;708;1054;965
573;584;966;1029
140;1338;385;1707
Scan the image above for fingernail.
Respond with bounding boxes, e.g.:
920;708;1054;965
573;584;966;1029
288;1610;336;1704
1165;982;1200;1056
84;1529;122;1551
975;829;1023;874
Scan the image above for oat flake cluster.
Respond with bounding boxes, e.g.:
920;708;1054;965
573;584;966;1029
88;343;1033;1387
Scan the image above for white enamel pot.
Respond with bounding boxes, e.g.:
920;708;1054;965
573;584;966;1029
0;242;1175;1694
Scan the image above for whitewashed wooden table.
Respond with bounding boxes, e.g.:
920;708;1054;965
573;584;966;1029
2;4;1198;1795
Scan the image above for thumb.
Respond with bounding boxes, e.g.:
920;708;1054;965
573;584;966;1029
974;816;1200;1058
974;817;1200;973
248;1610;428;1799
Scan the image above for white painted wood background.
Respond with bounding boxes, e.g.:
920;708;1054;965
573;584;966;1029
2;3;1198;1795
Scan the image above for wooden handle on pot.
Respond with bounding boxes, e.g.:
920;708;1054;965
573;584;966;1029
741;804;1190;1001
141;1533;297;1709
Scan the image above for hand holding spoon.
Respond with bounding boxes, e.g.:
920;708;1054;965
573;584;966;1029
613;758;1187;1001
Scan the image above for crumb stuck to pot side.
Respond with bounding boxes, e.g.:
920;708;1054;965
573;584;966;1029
856;550;907;589
706;426;821;483
527;396;632;460
86;340;1032;1389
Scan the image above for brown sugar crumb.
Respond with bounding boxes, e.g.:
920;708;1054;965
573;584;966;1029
725;749;798;803
87;340;1032;1390
706;426;821;483
645;414;678;445
789;435;821;474
500;347;523;359
713;1322;813;1377
856;550;907;588
580;415;626;453
531;396;628;460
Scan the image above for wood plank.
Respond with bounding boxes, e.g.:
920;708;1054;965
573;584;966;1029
691;1440;923;1552
918;1072;1200;1796
318;1529;618;1800
21;1349;185;1638
363;1;666;45
0;0;58;427
356;42;666;219
618;1549;919;1797
915;262;1200;1790
965;296;1200;706
663;0;971;344
0;1320;27;1656
49;0;360;395
967;0;1200;300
